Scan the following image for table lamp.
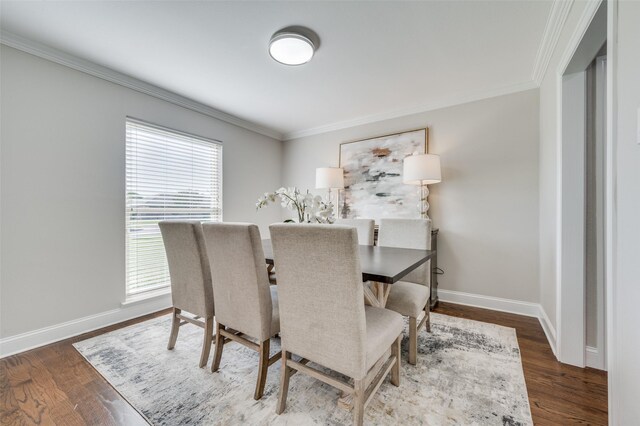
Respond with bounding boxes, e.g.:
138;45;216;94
315;167;344;217
403;154;441;219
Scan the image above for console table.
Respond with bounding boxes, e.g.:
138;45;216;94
429;228;439;309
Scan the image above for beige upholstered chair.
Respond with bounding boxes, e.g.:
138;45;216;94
378;218;432;365
159;221;214;368
202;222;281;400
335;218;375;246
270;219;373;285
335;219;376;307
270;223;403;426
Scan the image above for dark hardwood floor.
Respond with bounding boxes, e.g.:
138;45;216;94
1;303;608;425
0;311;170;426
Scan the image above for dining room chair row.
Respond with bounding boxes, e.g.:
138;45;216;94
159;221;279;400
158;218;432;425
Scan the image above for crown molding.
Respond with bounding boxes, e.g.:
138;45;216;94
531;0;574;85
0;31;284;141
282;80;538;141
556;0;603;76
2;29;550;144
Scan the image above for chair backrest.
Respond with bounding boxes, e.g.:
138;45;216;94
202;222;273;340
335;218;375;246
159;221;213;319
378;218;432;287
270;223;367;379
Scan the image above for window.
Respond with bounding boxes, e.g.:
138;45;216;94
125;118;222;297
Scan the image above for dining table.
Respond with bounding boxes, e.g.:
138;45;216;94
262;239;435;309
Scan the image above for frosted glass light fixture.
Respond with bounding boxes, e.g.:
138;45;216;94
403;154;442;219
269;27;317;66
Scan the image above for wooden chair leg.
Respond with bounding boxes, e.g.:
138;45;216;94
211;322;225;373
167;308;181;350
391;335;401;386
409;316;417;365
254;339;270;400
353;378;366;426
276;351;292;414
199;317;214;368
424;298;432;332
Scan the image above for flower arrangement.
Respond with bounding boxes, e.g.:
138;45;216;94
256;187;335;224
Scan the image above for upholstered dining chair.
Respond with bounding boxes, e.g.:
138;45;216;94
378;218;432;365
159;221;214;368
270;219;374;286
202;222;281;400
335;218;375;246
270;223;403;426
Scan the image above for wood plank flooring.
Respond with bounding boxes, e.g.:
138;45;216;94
0;303;608;425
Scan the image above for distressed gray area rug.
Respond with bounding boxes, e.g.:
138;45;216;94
73;313;532;425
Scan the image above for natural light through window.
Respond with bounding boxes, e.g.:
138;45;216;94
125;118;222;298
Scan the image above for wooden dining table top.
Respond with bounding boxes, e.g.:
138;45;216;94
261;239;435;284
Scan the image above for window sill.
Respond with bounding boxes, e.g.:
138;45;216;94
122;288;171;307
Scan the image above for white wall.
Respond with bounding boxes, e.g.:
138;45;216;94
283;89;540;304
611;0;640;422
0;46;282;341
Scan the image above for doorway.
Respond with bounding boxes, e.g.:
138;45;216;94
557;1;608;369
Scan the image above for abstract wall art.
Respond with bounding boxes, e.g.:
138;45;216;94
339;128;428;222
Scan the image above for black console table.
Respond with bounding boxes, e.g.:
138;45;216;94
429;228;439;309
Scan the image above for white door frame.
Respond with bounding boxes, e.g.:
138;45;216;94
605;0;617;423
552;0;617;422
554;0;609;368
592;54;607;371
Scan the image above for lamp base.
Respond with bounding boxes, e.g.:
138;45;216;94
420;184;430;220
328;188;340;221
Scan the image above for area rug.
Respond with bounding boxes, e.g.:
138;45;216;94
73;313;532;425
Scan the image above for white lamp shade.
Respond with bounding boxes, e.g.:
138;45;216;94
315;167;344;189
403;154;442;185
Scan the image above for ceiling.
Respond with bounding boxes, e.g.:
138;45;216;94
0;1;553;140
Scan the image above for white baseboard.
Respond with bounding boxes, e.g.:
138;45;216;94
438;289;558;357
1;288;562;361
586;346;606;370
0;293;172;358
438;289;541;317
537;305;558;357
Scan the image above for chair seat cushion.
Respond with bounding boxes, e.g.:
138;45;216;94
385;281;430;318
365;306;404;371
270;285;280;336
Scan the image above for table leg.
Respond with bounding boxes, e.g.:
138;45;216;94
373;282;390;307
363;283;381;307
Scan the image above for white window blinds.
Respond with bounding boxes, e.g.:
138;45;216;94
125;118;222;297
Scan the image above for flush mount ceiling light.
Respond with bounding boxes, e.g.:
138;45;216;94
269;26;319;66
